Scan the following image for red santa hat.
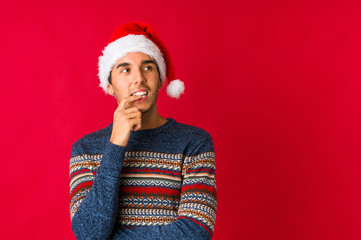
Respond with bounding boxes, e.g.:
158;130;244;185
98;22;184;98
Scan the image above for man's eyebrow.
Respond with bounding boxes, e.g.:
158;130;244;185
142;60;156;65
116;62;130;69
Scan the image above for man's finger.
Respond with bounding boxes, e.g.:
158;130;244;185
118;95;142;111
123;107;142;114
130;117;142;131
122;110;141;119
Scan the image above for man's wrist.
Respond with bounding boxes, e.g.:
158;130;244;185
109;136;128;147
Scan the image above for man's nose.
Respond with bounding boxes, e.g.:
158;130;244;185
133;69;145;85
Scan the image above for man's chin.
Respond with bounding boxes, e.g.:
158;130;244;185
138;107;150;114
133;104;148;113
137;102;157;115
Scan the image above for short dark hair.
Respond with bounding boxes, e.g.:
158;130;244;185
108;71;112;84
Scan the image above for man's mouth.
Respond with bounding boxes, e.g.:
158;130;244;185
131;90;149;98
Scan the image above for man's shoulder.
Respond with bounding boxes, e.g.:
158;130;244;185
71;123;112;155
171;119;212;141
168;119;214;155
167;119;214;156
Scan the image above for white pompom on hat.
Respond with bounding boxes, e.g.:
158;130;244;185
98;22;184;98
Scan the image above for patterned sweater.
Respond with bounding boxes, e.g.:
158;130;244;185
69;118;217;240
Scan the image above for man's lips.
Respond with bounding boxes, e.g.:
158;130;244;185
130;89;149;103
130;89;149;98
135;95;148;103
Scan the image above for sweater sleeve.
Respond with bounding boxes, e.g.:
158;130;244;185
69;141;126;240
110;136;217;240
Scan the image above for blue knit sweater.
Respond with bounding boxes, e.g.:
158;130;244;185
69;118;217;240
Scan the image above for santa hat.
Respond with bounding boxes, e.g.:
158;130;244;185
98;22;184;98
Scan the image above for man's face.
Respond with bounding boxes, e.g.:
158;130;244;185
107;52;162;113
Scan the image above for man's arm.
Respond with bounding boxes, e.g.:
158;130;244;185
70;95;142;240
70;141;126;240
111;218;211;240
110;136;217;240
70;96;141;239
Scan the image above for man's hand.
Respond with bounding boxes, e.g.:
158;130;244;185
110;95;142;147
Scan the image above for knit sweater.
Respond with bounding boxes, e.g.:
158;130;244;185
69;118;217;240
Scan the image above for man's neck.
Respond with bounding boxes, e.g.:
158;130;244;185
139;105;167;130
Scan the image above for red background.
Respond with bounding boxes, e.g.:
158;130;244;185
1;1;361;239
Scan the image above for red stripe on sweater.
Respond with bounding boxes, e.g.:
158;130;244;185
70;168;93;179
119;186;180;196
187;167;215;174
71;181;93;197
123;168;180;176
181;184;217;195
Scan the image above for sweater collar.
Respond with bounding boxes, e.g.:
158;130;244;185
107;118;175;134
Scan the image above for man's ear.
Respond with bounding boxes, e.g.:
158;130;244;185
158;78;163;89
107;84;114;95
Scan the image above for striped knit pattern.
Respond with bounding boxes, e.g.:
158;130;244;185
70;150;216;234
69;154;101;220
179;151;217;234
117;151;183;227
69;118;217;238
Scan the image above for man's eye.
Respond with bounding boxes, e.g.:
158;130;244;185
121;69;129;73
144;66;152;71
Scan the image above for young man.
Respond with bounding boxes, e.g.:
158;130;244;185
69;22;217;240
